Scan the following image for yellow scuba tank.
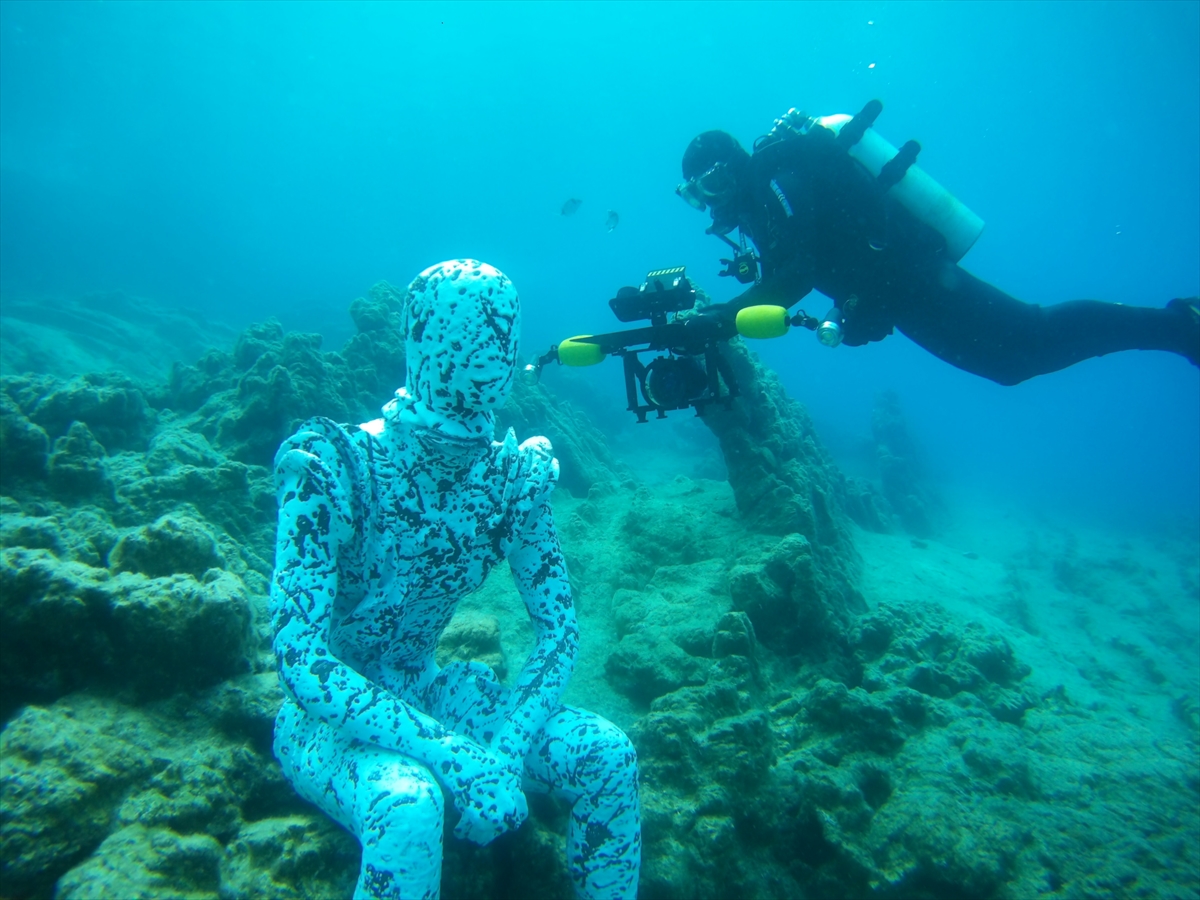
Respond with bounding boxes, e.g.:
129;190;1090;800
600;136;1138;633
815;113;984;262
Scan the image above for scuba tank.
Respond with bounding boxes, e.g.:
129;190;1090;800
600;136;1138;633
764;103;984;262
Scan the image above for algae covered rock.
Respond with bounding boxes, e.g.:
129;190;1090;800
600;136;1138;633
47;420;115;501
166;319;362;468
4;373;153;504
841;475;896;533
29;372;155;453
639;585;1197;900
633;655;781;898
627;564;1158;900
693;333;865;673
220;815;359;900
109;513;225;580
853;603;1037;726
145;425;226;474
114;442;275;560
3;368;277;572
1;690;319;899
615;483;737;583
705;338;854;547
0;502;65;555
189;672;285;754
348;280;404;333
729;532;866;659
158;283;406;472
0;545;254;715
0;697;167;897
604;557;732;704
55;824;225;900
436;610;508;681
221;330;359;466
0;388;49;485
797;678;911;757
605;630;709;704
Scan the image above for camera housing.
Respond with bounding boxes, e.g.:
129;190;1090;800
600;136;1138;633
609;266;696;324
610;267;739;422
528;266;741;423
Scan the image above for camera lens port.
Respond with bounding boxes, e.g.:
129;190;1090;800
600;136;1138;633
644;356;707;409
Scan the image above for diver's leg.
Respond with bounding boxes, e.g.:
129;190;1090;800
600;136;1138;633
274;699;444;900
893;264;1197;384
524;707;642;900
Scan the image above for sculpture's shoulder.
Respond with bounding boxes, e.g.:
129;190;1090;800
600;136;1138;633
274;416;378;526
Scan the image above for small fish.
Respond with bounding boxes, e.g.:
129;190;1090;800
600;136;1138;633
605;210;619;232
560;198;582;216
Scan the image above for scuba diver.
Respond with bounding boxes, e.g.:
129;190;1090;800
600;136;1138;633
270;259;641;900
676;102;1200;385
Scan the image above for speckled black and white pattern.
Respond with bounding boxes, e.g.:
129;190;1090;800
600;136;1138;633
270;261;640;899
393;258;521;441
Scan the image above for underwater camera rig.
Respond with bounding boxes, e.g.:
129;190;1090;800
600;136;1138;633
523;266;814;423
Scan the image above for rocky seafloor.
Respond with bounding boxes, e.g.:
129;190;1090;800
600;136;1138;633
1;285;1197;899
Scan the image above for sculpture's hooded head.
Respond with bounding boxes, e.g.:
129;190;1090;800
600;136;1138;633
386;259;520;445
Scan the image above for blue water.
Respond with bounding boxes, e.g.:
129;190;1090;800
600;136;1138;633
2;0;1197;527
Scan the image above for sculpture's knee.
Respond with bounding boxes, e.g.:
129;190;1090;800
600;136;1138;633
357;761;444;844
579;719;638;790
349;760;444;900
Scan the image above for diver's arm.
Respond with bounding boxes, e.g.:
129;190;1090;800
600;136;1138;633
731;150;819;313
712;242;816;321
712;224;817;317
728;255;816;313
496;438;579;769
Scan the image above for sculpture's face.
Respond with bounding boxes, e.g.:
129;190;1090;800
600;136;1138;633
401;259;521;441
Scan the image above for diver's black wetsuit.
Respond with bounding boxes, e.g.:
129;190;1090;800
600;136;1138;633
723;127;1193;385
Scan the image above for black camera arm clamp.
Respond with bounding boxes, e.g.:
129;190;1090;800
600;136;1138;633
714;232;760;285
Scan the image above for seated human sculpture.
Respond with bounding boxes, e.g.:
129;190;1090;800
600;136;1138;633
269;259;641;899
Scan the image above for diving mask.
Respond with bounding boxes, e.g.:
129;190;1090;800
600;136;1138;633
675;162;738;212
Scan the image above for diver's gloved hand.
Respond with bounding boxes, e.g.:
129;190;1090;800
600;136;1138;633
690;297;742;321
677;300;741;343
769;107;810;140
448;740;529;845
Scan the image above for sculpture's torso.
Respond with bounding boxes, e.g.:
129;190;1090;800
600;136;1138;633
328;422;527;701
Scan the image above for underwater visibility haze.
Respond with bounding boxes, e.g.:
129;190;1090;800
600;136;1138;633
1;2;1198;898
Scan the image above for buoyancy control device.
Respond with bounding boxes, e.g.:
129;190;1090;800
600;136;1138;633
762;100;984;262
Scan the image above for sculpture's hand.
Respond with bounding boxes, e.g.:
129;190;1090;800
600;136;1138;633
447;740;528;845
